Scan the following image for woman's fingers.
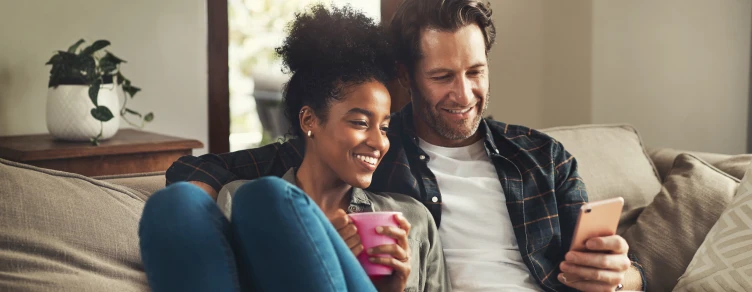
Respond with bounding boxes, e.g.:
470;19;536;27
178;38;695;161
329;209;349;230
368;244;408;262
338;222;358;240
377;221;409;250
368;255;411;279
344;233;363;255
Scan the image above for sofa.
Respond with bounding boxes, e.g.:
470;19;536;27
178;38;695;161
1;124;750;291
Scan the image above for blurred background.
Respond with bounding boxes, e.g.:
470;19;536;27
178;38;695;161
1;0;751;155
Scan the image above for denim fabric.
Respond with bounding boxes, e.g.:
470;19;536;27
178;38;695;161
139;178;376;292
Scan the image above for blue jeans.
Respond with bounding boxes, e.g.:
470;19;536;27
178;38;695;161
139;177;377;292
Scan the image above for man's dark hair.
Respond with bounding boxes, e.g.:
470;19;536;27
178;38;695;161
276;4;396;137
389;0;496;74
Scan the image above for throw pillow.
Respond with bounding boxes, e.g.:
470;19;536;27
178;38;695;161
622;153;739;292
674;159;752;291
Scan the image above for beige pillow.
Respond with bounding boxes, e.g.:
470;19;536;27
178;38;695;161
622;154;739;292
0;158;148;291
541;124;662;233
674;160;752;291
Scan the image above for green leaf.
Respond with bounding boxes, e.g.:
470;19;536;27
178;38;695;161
89;79;101;106
45;53;63;65
67;39;85;53
102;51;125;64
144;112;154;122
99;52;124;74
124;108;142;118
81;40;110;55
116;72;126;85
122;84;141;98
74;54;96;81
90;106;114;122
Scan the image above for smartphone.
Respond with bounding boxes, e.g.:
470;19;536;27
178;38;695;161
569;197;624;251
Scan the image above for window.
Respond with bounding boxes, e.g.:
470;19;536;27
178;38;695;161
227;0;381;151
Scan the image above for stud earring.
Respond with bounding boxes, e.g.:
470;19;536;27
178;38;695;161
307;130;312;138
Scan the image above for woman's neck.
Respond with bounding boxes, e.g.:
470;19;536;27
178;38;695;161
295;154;352;216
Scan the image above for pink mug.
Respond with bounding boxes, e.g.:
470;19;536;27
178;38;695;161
348;211;403;276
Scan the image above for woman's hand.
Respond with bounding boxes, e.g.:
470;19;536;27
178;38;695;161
371;214;412;292
329;209;364;256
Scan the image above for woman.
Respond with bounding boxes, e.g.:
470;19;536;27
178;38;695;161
138;4;448;292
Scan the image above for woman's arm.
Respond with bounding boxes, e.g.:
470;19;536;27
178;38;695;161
423;207;450;292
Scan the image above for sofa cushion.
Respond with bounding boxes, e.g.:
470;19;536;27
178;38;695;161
674;160;752;291
0;158;148;291
648;148;752;181
621;154;739;292
96;171;166;197
541;124;662;233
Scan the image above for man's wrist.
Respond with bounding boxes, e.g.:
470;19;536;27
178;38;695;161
622;262;645;291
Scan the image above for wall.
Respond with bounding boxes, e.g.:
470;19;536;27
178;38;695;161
0;0;209;155
489;0;592;129
592;0;751;154
488;0;751;154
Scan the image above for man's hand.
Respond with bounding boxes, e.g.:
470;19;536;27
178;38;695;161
559;235;631;292
371;214;412;292
329;209;364;256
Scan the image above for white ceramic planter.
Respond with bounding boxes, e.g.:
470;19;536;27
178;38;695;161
46;85;120;141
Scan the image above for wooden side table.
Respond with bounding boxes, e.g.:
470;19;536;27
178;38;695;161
0;129;204;177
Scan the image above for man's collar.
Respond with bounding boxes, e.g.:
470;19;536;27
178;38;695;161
281;168;372;207
395;102;500;155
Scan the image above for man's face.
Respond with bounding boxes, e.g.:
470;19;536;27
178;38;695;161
410;24;490;146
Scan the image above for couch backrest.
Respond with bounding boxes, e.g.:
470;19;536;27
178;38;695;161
0;158;148;292
541;124;663;233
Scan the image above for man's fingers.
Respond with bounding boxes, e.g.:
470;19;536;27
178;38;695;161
368;244;408;262
559;273;618;292
585;235;629;254
560;262;624;286
565;251;631;271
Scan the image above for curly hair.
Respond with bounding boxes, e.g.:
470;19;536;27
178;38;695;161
276;4;396;137
389;0;496;75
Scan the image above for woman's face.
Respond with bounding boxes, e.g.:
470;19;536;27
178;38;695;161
308;80;391;189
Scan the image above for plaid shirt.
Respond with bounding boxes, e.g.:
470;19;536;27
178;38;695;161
166;103;642;291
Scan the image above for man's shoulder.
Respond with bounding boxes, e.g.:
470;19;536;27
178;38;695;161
241;139;305;158
485;119;560;148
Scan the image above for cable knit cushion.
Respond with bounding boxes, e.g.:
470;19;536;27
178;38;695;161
674;159;752;291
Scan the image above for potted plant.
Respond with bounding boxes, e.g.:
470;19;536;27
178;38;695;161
45;39;153;145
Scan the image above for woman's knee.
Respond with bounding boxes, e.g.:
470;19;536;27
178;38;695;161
140;182;217;235
232;176;309;220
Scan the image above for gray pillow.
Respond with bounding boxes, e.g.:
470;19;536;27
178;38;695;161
622;154;739;292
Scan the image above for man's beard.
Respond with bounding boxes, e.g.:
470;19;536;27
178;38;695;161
412;86;488;141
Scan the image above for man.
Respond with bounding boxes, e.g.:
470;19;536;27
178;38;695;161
167;0;645;291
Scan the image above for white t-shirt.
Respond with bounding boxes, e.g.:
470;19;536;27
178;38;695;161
419;138;542;292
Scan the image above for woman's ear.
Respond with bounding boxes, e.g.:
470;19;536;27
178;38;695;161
298;105;317;138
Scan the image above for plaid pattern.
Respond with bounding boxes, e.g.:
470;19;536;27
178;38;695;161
166;103;641;291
